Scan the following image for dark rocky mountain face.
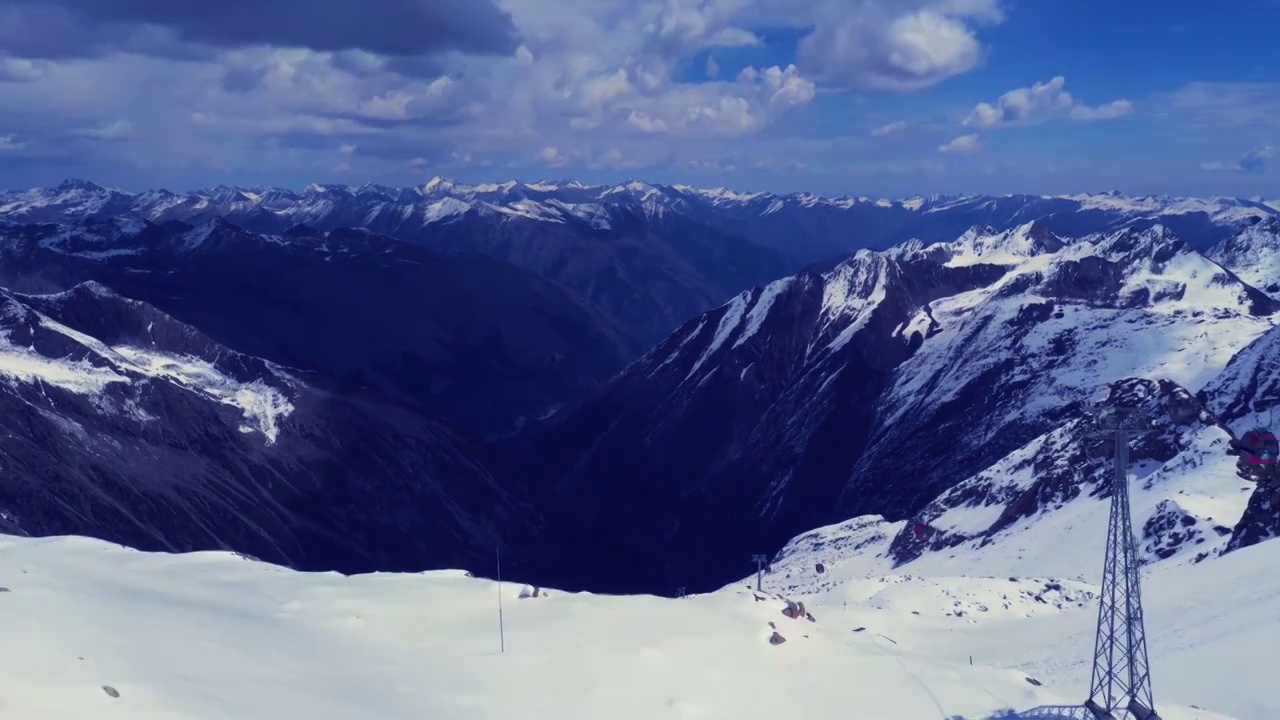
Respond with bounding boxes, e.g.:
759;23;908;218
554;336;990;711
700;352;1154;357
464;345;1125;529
518;223;1280;594
0;282;535;574
402;204;790;350
0;217;630;437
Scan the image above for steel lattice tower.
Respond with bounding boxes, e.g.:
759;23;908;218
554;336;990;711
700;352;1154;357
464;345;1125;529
1011;406;1162;720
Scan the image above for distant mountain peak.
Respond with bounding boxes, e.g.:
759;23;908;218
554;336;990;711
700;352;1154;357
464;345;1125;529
56;178;105;192
422;176;455;193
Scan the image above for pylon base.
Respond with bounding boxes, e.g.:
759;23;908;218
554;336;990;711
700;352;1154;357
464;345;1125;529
1003;702;1161;720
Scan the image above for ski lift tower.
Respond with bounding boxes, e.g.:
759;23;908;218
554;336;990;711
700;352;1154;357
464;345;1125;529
1011;405;1162;720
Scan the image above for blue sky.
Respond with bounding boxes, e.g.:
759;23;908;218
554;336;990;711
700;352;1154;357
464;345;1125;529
0;0;1276;197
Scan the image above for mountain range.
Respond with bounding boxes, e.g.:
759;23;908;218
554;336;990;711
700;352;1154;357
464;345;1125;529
4;179;1277;353
0;178;1279;595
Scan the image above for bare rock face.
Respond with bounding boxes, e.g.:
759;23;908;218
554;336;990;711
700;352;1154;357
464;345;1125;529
768;631;787;645
1226;479;1280;553
1141;499;1228;563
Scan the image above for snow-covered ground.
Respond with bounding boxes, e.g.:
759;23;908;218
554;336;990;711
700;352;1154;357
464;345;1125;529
0;529;1264;720
750;508;1277;720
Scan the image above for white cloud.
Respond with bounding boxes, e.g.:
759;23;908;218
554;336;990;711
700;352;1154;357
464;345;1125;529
591;147;649;170
938;133;978;153
0;57;46;82
1162;82;1280;128
358;90;414;120
870;120;907;137
1070;99;1133;121
0;0;1010;181
1202;145;1276;173
798;0;1004;90
339;143;357;155
0;134;26;152
963;77;1133;128
538;146;568;166
77;119;133;140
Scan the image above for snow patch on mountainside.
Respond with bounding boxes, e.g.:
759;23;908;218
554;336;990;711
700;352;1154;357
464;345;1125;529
0;291;295;443
821;253;889;353
0;339;127;395
685;291;750;381
112;347;294;443
733;277;793;349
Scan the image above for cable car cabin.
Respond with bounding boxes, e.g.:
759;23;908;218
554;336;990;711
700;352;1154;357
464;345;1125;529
1234;429;1279;480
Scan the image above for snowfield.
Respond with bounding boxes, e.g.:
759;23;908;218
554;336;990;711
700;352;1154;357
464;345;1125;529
0;529;1268;720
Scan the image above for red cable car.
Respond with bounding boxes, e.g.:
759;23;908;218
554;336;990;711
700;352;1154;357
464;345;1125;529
1233;427;1278;481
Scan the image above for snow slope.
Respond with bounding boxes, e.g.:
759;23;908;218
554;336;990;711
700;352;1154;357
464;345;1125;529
740;382;1276;718
0;533;1241;720
745;523;1276;720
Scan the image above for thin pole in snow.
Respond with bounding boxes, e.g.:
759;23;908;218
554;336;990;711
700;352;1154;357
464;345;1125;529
752;554;767;592
496;544;505;654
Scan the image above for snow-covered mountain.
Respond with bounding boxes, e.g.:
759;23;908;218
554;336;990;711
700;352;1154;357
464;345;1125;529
0;216;630;437
2;179;1274;260
1208;216;1280;298
0;179;794;350
520;222;1279;594
0;280;533;573
3;178;1276;350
